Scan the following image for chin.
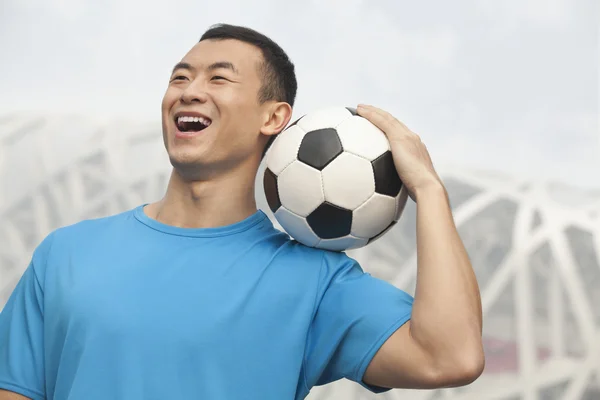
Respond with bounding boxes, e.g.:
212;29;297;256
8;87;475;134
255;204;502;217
168;151;204;167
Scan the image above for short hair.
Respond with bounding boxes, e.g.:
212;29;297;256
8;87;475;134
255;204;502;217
199;24;297;157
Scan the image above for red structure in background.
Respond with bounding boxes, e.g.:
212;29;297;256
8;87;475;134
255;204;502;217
483;337;552;373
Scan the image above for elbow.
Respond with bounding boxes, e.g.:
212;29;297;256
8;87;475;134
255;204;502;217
438;349;485;387
450;353;485;386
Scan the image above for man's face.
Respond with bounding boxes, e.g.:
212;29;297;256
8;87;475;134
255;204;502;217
161;39;271;177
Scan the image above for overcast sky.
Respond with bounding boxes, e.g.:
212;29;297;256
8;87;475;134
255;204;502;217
1;0;598;188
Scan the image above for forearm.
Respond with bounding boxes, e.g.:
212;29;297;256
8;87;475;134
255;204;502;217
409;183;483;370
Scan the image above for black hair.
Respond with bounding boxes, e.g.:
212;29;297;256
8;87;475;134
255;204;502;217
200;24;297;157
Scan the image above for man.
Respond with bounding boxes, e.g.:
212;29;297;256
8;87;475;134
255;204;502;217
0;24;484;400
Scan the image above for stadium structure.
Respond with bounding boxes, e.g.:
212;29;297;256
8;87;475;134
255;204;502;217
0;114;598;400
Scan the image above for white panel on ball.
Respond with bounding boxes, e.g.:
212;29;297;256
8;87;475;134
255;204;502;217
278;160;324;217
318;235;368;251
297;107;352;132
321;152;375;210
335;116;390;161
274;207;320;247
351;193;396;238
266;125;306;175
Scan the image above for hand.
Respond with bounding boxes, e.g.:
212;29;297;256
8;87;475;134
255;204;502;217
356;104;443;201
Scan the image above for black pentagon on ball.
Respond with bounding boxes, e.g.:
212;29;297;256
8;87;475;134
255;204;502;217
263;167;281;213
345;107;359;116
372;151;402;197
306;202;352;239
288;115;304;127
367;221;397;245
297;128;343;170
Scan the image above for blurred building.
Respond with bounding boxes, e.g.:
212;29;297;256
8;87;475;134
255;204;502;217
0;114;598;399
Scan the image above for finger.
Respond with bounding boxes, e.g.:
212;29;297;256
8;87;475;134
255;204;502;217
356;104;398;135
360;104;398;125
357;104;414;137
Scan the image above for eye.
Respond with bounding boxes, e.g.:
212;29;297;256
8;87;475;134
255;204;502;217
171;75;189;82
211;75;227;81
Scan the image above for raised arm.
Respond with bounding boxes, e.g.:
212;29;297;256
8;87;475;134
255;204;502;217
357;104;484;389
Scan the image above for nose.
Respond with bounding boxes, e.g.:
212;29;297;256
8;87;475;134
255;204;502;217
180;80;209;104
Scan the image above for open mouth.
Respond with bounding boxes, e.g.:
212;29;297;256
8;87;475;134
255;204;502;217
175;115;212;133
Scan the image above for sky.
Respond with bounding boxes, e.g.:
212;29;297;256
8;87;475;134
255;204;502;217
0;0;598;189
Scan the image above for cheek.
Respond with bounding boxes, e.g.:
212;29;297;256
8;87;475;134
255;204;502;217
161;88;179;114
161;90;178;142
223;96;261;125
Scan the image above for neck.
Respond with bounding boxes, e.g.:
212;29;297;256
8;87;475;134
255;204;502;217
145;164;259;229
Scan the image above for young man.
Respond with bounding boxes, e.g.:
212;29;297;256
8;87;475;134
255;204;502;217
0;24;484;400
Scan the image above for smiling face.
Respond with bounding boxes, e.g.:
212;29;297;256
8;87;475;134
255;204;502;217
161;39;287;179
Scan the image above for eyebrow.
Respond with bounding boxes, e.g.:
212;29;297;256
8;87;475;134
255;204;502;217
207;61;239;75
171;61;239;75
171;62;193;75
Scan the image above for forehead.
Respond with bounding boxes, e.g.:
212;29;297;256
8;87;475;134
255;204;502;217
181;39;263;76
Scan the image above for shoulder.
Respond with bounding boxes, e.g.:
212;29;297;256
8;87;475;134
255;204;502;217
266;225;352;263
270;233;363;286
51;207;135;244
31;208;136;277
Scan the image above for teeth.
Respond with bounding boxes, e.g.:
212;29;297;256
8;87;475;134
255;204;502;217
177;115;211;126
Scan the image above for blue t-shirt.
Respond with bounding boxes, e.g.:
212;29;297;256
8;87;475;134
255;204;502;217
0;205;413;400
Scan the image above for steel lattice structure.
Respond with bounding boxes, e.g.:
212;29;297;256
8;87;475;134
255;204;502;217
1;114;598;400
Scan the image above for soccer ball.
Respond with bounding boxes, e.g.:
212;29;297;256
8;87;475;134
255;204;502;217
263;106;409;251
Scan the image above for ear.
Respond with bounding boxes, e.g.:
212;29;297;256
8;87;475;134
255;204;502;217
260;102;293;137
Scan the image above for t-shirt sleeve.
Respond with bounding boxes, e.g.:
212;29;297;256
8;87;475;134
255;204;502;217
303;251;414;393
0;235;53;400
